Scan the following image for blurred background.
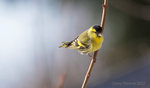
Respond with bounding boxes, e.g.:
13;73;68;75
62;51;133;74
0;0;150;88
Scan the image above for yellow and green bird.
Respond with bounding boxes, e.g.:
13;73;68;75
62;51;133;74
59;25;104;54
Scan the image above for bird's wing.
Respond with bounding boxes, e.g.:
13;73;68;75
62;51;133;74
77;30;90;48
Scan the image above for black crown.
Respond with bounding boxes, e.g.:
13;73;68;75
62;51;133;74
93;25;102;33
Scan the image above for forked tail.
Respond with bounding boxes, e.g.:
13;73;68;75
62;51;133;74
59;41;72;48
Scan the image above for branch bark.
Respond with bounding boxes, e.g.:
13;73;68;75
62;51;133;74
81;0;108;88
58;74;66;88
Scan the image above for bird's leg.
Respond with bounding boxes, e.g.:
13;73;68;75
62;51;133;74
88;54;92;57
88;53;96;63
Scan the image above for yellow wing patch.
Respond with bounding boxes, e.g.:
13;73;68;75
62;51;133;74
77;39;85;47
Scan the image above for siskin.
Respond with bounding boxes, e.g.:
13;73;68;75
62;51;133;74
59;25;104;55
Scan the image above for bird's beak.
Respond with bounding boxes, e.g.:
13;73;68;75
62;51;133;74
98;33;102;37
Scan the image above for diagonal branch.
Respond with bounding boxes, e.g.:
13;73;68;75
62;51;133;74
81;0;108;88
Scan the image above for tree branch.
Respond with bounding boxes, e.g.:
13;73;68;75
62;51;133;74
58;74;66;88
81;0;108;88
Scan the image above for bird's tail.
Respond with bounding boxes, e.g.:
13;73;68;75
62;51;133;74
59;41;72;48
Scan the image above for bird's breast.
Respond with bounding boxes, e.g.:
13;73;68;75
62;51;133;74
91;36;104;52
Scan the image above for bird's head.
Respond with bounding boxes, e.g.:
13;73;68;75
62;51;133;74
88;25;103;38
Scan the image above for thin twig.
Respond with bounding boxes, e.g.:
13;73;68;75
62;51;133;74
58;74;66;88
81;0;108;88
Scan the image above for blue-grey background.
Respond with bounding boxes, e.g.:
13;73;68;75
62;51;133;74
0;0;150;88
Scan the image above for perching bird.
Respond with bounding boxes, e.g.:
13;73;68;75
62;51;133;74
59;25;104;55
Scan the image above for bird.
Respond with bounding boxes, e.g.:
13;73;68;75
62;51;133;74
59;25;104;55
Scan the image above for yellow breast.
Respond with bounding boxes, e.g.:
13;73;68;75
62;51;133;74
91;36;104;52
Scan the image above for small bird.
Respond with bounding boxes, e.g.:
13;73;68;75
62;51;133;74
59;25;104;55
